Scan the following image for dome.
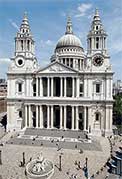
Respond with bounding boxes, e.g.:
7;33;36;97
55;16;83;50
56;34;82;49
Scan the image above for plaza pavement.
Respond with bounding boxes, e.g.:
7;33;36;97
0;128;111;179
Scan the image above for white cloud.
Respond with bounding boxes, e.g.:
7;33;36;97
0;58;10;64
9;19;19;30
75;3;92;17
45;40;54;46
40;39;55;47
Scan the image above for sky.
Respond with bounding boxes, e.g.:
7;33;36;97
0;0;122;81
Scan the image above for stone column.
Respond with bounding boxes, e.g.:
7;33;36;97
25;105;28;127
76;106;79;130
76;78;79;97
47;105;50;128
60;77;63;97
47;77;50;97
60;106;63;129
40;77;42;97
36;77;38;96
36;105;39;128
29;105;32;127
84;106;86;131
64;106;66;129
51;77;53;97
84;78;87;97
109;106;112;132
105;106;109;131
88;107;91;132
40;105;43;128
72;77;75;97
51;105;53;128
64;77;67;97
72;106;74;130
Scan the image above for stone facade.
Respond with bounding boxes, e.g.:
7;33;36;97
7;10;114;136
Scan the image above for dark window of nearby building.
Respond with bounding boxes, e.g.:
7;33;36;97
96;84;100;93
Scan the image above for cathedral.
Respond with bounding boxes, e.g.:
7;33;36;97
7;9;113;136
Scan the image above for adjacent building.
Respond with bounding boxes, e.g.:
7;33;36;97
7;9;114;136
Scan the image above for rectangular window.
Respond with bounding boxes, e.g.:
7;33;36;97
96;84;100;93
18;83;22;92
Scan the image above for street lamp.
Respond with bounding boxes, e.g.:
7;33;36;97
59;152;63;171
0;150;2;165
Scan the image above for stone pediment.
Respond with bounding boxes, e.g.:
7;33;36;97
37;61;77;74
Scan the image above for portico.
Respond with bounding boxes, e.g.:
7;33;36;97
24;104;88;131
35;75;79;98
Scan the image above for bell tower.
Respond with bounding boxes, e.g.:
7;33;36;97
87;9;107;55
15;12;35;58
8;12;38;72
87;9;112;71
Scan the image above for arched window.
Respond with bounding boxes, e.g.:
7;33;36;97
95;112;100;121
19;110;22;118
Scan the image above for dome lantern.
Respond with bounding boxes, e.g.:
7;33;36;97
65;16;73;35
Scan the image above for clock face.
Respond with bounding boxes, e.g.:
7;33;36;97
93;56;103;66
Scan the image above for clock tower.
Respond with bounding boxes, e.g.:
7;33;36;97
87;9;111;72
9;12;38;72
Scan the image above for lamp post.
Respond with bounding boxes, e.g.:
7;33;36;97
22;152;25;166
59;152;63;171
0;150;2;165
59;154;62;171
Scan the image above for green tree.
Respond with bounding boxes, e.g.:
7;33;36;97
113;94;122;126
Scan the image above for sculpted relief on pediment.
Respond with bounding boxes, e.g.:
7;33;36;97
49;64;64;72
